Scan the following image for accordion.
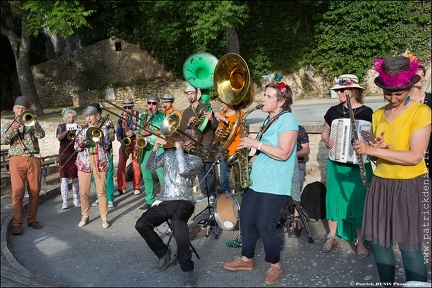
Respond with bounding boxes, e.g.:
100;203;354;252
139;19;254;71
328;118;371;164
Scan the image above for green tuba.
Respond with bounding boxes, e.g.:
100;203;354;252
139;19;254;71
182;52;218;131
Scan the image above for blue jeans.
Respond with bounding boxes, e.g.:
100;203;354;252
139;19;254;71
219;158;231;193
239;188;287;264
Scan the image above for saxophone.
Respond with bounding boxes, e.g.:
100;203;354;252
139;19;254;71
135;112;150;164
226;104;263;191
122;113;132;159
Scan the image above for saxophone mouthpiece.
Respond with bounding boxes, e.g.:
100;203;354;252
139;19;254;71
256;104;264;109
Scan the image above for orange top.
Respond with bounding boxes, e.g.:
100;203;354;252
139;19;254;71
217;110;244;156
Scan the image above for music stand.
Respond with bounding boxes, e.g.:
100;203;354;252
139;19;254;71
193;157;220;239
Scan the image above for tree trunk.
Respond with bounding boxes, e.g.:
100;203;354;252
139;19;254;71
224;27;240;54
10;10;44;114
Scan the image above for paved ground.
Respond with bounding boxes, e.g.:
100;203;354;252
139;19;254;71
2;178;430;287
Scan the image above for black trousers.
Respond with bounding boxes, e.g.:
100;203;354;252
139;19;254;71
197;161;217;198
135;200;195;272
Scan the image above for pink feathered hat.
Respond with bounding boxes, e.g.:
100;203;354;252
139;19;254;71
373;56;421;91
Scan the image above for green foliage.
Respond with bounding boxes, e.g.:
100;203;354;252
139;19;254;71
20;0;94;37
307;1;431;81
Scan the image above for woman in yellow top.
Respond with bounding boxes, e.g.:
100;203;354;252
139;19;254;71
354;56;430;285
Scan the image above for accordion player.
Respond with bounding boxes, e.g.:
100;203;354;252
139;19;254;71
328;118;371;165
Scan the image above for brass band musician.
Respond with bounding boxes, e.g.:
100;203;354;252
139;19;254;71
162;93;182;150
1;96;45;235
114;98;143;196
213;101;243;193
74;105;111;229
180;85;219;204
138;95;165;210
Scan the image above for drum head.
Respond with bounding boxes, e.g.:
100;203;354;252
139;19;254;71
214;193;242;230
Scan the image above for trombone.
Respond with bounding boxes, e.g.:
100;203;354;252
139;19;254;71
99;100;215;160
3;111;37;151
58;115;109;169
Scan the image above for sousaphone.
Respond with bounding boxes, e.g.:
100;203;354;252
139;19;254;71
214;53;254;109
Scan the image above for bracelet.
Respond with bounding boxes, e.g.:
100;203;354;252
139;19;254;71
257;142;263;151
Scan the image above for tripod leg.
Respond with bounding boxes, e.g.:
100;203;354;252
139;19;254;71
294;201;314;243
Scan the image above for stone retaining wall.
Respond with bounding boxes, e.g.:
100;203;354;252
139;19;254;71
1;121;328;188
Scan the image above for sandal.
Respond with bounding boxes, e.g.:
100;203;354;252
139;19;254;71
354;237;369;258
264;264;284;285
27;221;43;229
321;233;337;253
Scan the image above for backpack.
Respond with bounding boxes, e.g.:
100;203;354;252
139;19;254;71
300;181;326;221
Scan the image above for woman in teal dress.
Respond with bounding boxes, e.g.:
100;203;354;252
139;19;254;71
321;74;373;258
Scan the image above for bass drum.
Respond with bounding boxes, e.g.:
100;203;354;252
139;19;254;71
214;192;243;230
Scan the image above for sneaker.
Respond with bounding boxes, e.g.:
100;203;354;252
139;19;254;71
62;201;68;210
108;201;114;208
133;189;141;195
101;219;110;229
223;257;254;271
195;194;207;202
113;189;124;197
183;271;196;287
209;196;215;204
264;264;284;285
78;216;89;227
73;200;81;207
91;199;99;207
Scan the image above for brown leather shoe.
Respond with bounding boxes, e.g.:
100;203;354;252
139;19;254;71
139;203;151;210
28;221;43;229
223;257;254;271
12;227;22;235
265;264;284;285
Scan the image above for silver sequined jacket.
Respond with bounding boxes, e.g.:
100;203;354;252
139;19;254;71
146;147;203;203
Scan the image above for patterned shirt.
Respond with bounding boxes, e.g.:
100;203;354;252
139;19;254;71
297;125;309;163
1;120;45;156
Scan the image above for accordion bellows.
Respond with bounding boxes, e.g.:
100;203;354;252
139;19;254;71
329;118;371;165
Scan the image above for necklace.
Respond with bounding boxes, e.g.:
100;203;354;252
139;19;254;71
342;105;357;115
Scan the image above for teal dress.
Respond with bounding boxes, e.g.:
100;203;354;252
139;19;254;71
326;160;373;242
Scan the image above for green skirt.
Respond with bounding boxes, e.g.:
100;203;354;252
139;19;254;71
326;159;373;242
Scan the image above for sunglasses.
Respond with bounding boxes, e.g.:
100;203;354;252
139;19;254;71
147;101;158;105
123;106;133;109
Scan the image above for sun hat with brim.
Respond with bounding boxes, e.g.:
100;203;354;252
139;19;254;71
330;74;365;90
162;94;175;102
122;98;134;107
373;56;421;91
184;85;197;93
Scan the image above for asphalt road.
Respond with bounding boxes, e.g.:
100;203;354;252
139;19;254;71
246;95;387;126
